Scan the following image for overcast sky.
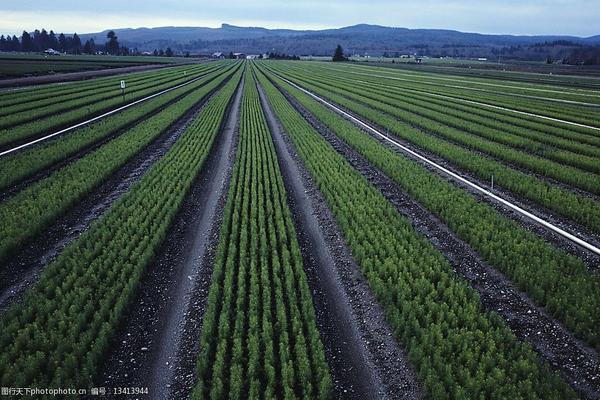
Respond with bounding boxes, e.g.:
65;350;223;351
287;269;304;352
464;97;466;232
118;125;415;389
1;0;598;37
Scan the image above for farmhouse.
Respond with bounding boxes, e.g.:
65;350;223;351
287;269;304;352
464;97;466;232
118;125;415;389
212;52;225;59
43;48;60;55
233;52;246;59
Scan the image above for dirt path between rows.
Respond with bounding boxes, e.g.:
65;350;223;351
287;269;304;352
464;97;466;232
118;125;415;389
94;77;243;400
0;78;228;312
273;84;600;399
0;61;204;89
257;79;423;399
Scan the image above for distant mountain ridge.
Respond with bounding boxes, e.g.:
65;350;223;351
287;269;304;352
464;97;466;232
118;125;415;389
78;23;600;58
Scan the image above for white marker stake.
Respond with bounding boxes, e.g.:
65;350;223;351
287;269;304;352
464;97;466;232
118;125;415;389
120;80;126;100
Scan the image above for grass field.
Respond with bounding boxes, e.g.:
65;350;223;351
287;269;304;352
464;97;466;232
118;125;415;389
0;59;598;399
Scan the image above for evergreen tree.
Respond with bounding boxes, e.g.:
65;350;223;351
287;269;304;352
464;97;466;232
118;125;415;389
58;33;67;52
105;30;119;55
40;29;50;48
165;47;174;57
0;35;6;51
11;35;20;51
332;44;346;62
32;29;41;50
83;40;94;54
49;30;59;49
21;31;34;52
71;33;82;54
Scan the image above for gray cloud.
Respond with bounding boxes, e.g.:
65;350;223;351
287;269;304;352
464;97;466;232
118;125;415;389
1;0;598;36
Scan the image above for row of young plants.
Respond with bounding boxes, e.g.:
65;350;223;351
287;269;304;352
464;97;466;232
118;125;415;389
308;68;600;177
192;71;332;400
0;63;201;119
265;64;600;234
0;68;242;389
330;64;600;148
277;66;600;194
0;64;236;266
255;66;575;399
339;62;600;105
0;64;238;192
259;68;600;352
310;65;600;166
0;58;200;102
0;62;223;148
331;63;600;129
0;65;171;109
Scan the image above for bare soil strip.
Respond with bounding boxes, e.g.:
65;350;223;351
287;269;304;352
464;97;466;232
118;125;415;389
257;78;423;399
0;80;228;311
95;78;243;400
276;84;600;400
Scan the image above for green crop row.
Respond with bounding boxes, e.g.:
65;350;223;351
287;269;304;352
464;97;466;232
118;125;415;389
300;65;600;169
0;64;238;192
329;64;600;148
0;63;193;111
0;63;202;119
0;68;241;389
0;62;224;148
265;64;600;234
277;65;600;192
339;62;600;105
0;64;235;266
192;70;331;400
327;62;600;129
255;65;575;400
0;63;216;130
260;67;600;352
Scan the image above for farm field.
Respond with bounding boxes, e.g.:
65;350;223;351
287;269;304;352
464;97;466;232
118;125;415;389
0;58;599;400
0;53;185;79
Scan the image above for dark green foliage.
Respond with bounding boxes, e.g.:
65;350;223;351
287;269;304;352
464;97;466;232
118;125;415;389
0;68;242;388
0;62;226;147
255;65;576;399
192;69;332;399
0;63;237;192
266;63;600;234
0;64;237;267
332;44;347;62
262;64;600;352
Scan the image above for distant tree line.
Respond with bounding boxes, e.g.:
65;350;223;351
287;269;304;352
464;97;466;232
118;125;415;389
151;47;176;57
563;45;600;65
0;28;132;55
267;52;300;60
